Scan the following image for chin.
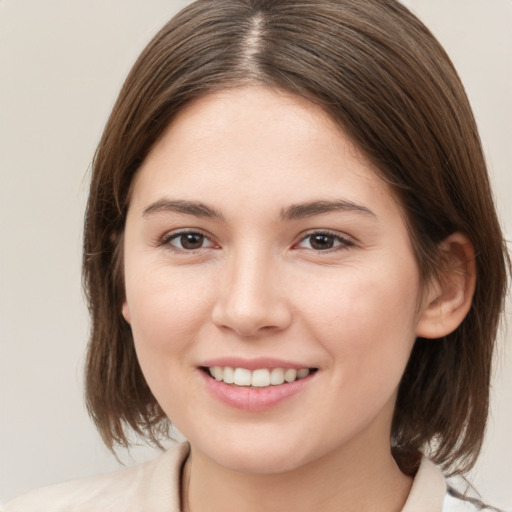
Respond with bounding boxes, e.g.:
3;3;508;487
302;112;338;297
215;446;308;475
188;427;320;475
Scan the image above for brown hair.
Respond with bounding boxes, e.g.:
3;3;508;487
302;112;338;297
83;0;509;475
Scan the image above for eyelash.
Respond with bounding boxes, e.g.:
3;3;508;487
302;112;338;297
158;230;215;253
295;230;355;252
157;229;355;253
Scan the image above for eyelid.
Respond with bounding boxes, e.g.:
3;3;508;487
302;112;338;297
154;227;355;253
157;228;218;251
294;229;356;250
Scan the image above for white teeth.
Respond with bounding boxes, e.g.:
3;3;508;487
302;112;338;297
223;366;235;384
284;368;297;382
270;368;285;385
213;366;223;381
251;369;270;387
233;368;252;386
297;368;310;379
207;366;311;387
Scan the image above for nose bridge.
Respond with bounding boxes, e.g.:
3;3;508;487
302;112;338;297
212;242;291;336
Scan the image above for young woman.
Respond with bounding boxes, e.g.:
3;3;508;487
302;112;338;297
5;0;509;511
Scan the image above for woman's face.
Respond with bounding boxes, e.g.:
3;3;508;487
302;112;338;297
122;86;429;474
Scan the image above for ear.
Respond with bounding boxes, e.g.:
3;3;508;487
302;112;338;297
122;301;131;324
416;232;476;339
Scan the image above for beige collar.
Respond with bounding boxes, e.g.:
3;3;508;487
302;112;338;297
401;457;447;512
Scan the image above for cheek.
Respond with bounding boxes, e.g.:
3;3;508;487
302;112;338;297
125;265;217;359
124;267;218;421
300;258;421;373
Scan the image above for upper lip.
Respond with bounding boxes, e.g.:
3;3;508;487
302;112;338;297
200;357;315;371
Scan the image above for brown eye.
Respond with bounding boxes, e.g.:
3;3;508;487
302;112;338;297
165;231;213;251
297;231;354;251
179;233;205;250
309;234;335;250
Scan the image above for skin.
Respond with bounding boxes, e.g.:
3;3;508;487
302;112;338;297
122;86;474;512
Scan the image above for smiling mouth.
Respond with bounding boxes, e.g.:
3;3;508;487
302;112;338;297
201;366;318;388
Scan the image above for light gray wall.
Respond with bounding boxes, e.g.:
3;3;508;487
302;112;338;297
1;0;510;507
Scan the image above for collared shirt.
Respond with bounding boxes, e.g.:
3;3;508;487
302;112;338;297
2;443;485;511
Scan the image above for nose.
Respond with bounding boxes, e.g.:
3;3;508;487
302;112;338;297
211;248;292;337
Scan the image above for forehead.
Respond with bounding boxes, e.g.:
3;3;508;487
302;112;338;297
129;85;401;221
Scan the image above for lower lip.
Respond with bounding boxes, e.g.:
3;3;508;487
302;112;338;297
199;370;315;411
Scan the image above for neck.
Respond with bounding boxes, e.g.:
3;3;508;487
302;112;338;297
182;433;412;512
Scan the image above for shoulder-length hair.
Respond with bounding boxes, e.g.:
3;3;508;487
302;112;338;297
83;0;509;475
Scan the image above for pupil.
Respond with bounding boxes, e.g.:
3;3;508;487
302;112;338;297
181;233;204;249
311;234;333;250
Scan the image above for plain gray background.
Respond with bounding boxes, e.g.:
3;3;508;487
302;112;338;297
1;0;511;507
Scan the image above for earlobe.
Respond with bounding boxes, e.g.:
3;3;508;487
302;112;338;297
122;301;131;324
416;233;476;339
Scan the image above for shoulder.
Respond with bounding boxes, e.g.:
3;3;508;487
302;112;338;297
402;457;502;512
3;442;189;512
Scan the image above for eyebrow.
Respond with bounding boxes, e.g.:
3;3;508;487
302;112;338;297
280;200;378;221
142;199;225;220
142;198;377;222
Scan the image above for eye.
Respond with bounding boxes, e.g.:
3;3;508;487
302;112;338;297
296;231;354;251
162;231;216;251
